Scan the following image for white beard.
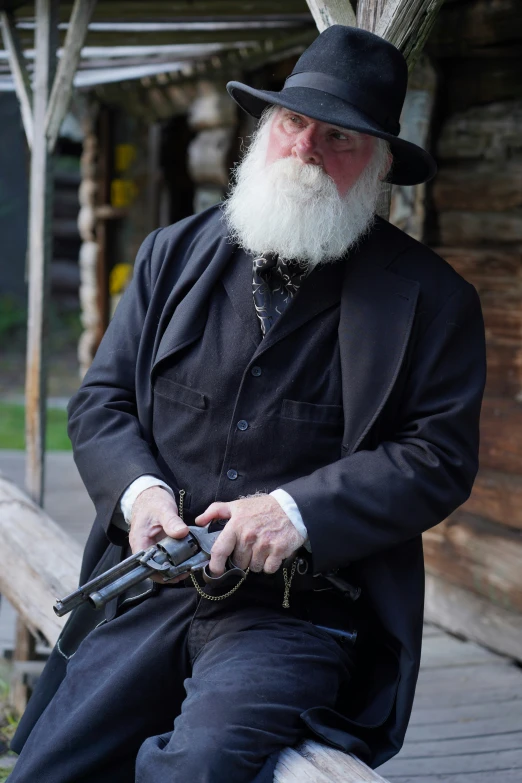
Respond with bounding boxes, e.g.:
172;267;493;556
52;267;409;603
222;111;389;270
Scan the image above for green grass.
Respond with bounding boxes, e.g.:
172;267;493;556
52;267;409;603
0;403;71;450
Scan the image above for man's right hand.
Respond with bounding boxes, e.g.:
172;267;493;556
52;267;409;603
129;486;190;583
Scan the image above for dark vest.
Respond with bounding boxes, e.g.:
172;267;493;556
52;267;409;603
151;248;345;525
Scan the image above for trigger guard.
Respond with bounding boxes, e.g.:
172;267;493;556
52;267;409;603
202;558;247;586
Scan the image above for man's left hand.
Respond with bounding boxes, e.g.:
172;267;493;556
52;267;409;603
195;495;305;576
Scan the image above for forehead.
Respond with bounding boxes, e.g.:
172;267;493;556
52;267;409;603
275;107;361;136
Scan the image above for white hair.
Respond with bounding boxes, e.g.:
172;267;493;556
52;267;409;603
222;105;391;270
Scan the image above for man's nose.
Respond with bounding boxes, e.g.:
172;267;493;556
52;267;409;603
292;127;321;165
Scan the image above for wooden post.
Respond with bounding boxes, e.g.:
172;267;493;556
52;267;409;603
11;617;36;716
45;0;97;152
23;0;96;505
25;0;58;506
306;0;356;31
0;11;33;148
357;0;387;31
376;0;446;69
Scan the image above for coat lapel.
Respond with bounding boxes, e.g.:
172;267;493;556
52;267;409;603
339;220;420;455
152;231;235;371
221;248;263;349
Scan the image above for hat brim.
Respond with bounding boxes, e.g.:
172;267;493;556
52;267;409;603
227;81;437;187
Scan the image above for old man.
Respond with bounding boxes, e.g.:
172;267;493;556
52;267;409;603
10;25;486;783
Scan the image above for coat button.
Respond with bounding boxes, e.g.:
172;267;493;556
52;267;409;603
237;420;248;431
250;366;262;377
227;469;238;480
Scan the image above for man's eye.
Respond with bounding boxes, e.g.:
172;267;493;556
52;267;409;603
288;115;303;125
331;131;349;141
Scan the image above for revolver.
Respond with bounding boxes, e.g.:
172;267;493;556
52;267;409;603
54;525;244;617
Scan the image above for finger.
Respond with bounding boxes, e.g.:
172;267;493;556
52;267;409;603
264;554;284;575
209;527;237;576
248;537;273;573
231;540;253;571
161;514;189;539
195;502;232;526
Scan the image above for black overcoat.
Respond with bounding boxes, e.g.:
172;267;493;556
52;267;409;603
13;206;486;767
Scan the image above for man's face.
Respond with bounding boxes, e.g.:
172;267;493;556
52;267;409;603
265;108;377;197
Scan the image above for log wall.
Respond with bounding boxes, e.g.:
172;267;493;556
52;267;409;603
423;0;522;654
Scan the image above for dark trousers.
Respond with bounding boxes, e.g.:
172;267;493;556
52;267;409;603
9;584;353;783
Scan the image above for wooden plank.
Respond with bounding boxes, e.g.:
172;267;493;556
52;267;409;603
24;0;58;505
0;475;81;646
425;574;522;662
305;0;356;32
382;748;522;776
406;714;522;742
433;162;522;212
0;10;33;147
385;772;522;783
439;209;522;246
437;245;522;282
437;100;522;162
14;2;310;22
413;688;522;710
398;731;522;758
423;511;522;614
415;662;522;691
410;699;522;727
45;0;97;151
420;634;506;669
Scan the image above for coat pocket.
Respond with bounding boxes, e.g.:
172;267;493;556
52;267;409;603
153;376;207;411
281;399;343;426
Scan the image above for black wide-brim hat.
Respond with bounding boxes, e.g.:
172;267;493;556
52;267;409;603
227;26;436;186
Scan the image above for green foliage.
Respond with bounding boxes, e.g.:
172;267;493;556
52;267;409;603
0;403;71;450
0;296;26;348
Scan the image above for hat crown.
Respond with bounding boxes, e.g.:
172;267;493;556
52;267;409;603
289;26;408;129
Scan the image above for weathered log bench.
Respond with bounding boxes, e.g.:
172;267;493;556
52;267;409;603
0;474;389;782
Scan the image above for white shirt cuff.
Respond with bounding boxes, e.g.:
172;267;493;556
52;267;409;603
120;475;175;525
270;488;310;550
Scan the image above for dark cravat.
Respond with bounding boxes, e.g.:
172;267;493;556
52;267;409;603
252;254;307;336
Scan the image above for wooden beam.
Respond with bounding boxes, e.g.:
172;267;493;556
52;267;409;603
305;0;355;32
0;475;81;646
376;0;446;70
356;0;386;31
45;0;97;152
0;10;33;147
24;0;58;505
275;740;390;782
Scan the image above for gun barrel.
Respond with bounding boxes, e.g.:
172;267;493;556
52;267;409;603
53;550;147;617
88;563;153;609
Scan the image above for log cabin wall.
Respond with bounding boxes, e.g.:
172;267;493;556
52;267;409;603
422;0;522;654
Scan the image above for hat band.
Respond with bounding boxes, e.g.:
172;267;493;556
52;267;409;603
283;72;400;136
